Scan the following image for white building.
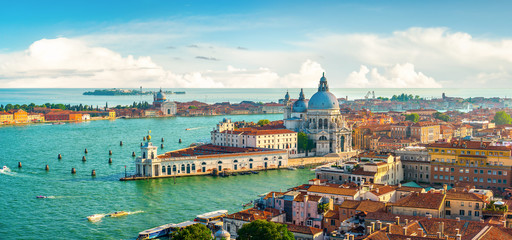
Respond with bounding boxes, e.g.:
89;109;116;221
153;88;177;116
134;142;289;178
283;73;352;156
211;119;298;155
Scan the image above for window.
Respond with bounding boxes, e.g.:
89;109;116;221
466;169;469;173
461;202;464;206
488;178;491;183
446;201;451;207
446;210;451;215
434;175;438;179
435;167;438;171
306;220;312;226
480;170;484;174
474;177;478;182
505;180;508;184
460;210;465;216
474;169;478;174
331;219;336;226
488;170;492;175
468;211;472;216
475;211;480;216
451;168;455;172
480;178;483;182
499;171;503;175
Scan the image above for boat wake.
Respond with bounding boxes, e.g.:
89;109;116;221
186;127;203;131
0;166;16;176
87;213;107;222
126;210;144;215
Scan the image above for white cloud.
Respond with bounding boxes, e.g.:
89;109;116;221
0;38;325;88
345;63;442;88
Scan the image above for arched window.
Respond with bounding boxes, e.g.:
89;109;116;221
142;152;146;158
202;162;207;165
151;152;155;159
218;161;223;164
249;159;254;162
167;166;171;174
173;165;176;172
234;160;238;163
264;157;268;161
162;166;166;173
181;164;185;172
319;136;328;141
278;156;283;159
192;164;196;171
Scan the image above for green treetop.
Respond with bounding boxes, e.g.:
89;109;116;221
237;220;294;240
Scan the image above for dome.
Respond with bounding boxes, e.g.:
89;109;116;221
156;88;166;101
292;100;308;112
308;91;339;110
292;88;308;112
215;229;230;238
308;73;339;110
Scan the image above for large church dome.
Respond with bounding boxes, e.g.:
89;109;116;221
308;73;339;110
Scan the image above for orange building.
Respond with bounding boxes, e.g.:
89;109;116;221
0;111;14;124
45;110;82;121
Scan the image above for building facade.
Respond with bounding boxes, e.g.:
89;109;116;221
395;147;431;183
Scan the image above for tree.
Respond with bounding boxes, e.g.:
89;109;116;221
405;113;420;123
237;220;294;240
257;119;270;126
189;105;198;109
297;132;308;152
170;223;212;240
493;111;512;125
433;112;450;122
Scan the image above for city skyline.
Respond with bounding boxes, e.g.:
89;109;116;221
1;0;512;88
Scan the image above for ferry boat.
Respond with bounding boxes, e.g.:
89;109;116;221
194;210;228;225
109;211;128;217
137;223;174;239
137;221;197;240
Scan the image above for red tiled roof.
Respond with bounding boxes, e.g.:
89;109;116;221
392;193;445;210
307;185;359;197
285;224;323;236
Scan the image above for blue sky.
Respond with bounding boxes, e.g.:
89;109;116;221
1;0;512;88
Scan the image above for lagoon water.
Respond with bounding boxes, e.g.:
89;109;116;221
1;88;512;106
0;114;315;239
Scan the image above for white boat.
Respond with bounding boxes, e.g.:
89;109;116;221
87;214;105;222
287;167;297;170
137;223;174;240
1;166;8;171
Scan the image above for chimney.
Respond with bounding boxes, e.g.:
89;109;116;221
440;222;444;236
371;222;375;232
437;232;442;239
345;233;350;240
403;226;407;236
456;229;460;235
396;216;400;225
427;214;432;219
456;234;462;240
405;219;409;225
387;223;392;233
443;184;447;194
367;226;372;235
377;220;382;230
350;235;355;240
418;228;424;237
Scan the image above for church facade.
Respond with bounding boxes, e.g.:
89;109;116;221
283;73;352;156
153;89;177;116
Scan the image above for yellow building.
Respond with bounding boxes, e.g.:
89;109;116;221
27;113;45;122
9;109;28;123
0;111;14;124
428;140;512;190
445;191;485;221
108;110;116;119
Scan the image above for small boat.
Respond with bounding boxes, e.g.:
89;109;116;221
87;214;105;222
231;173;238;176
185;128;191;131
242;201;253;208
245;171;252;175
287;167;297;170
36;195;48;199
52;122;65;125
251;171;259;174
109;211;128;218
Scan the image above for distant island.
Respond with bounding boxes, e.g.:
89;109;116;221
83;89;185;96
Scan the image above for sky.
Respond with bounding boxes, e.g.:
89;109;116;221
1;0;512;88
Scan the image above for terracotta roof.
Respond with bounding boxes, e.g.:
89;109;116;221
285;224;323;236
262;191;284;200
370;185;396;196
428;140;510;151
307;185;359;197
339;200;361;209
224;208;276;222
446;192;485;202
396;186;424;193
355;200;386;213
392;193;445;210
324;210;339;219
220;128;296;136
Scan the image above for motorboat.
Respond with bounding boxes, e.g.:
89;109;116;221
36;195;48;199
87;214;105;222
287;167;297;170
109;211;128;217
251;171;259;174
2;166;8;171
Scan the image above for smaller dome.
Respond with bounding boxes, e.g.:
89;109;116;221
292;100;308;113
215;229;230;238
